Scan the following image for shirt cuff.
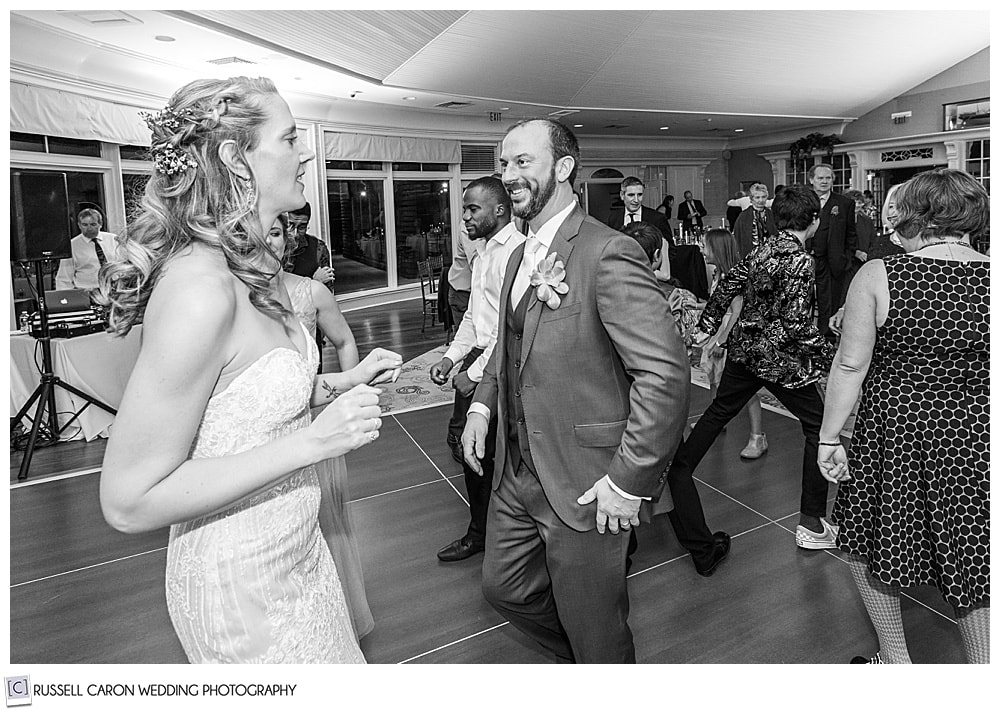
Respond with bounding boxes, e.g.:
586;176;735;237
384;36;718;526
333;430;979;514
467;403;491;421
606;475;649;501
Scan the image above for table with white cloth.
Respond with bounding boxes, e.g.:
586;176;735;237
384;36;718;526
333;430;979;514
9;326;142;441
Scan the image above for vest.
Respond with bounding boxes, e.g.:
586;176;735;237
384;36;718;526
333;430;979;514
503;288;537;476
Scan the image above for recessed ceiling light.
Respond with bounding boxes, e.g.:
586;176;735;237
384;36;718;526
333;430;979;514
154;35;175;42
659;126;669;130
734;128;744;133
402;96;416;101
500;107;510;111
574;124;583;128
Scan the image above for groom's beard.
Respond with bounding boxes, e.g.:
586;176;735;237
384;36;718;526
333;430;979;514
508;167;556;222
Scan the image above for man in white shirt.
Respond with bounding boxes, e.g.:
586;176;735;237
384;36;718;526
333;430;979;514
55;209;117;291
430;177;525;562
443;223;477;462
462;119;690;663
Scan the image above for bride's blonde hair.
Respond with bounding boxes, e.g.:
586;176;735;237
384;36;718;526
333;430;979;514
100;76;286;335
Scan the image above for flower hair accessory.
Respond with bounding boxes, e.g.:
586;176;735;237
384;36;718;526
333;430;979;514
139;106;200;176
529;252;569;309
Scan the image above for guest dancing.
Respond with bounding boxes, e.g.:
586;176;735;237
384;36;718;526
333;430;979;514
671;185;837;565
818;169;989;664
268;216;374;642
98;76;401;663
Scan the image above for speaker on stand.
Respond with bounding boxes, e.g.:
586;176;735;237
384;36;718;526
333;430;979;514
10;170;117;480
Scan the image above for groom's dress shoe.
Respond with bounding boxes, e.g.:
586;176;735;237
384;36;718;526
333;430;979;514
694;531;731;577
446;434;464;465
437;537;485;562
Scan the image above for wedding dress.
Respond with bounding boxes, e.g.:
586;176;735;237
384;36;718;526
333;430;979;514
287;273;375;641
164;319;364;663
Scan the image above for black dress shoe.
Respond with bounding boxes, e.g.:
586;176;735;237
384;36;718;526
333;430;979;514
694;531;731;577
437;537;485;562
446;434;464;464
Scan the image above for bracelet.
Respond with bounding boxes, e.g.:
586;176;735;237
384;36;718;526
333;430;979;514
818;441;843;447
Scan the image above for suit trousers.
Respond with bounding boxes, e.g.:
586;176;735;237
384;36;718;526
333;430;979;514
814;259;847;336
451;348;493;545
670;359;830;521
482;461;635;663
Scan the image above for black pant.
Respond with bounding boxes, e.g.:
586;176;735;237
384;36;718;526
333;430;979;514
667;359;830;559
815;261;848;336
453;348;493;545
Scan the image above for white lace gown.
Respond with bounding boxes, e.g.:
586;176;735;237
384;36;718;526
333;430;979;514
164;324;365;664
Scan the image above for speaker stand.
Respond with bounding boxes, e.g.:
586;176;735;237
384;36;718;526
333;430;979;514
10;261;117;481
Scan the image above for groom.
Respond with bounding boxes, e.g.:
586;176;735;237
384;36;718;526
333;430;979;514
463;119;690;663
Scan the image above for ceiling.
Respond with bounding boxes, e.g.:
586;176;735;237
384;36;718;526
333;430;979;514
10;9;991;141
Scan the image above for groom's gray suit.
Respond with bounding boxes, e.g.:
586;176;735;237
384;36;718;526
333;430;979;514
473;204;690;662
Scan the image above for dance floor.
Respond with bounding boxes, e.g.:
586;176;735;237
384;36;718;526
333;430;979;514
7;302;968;665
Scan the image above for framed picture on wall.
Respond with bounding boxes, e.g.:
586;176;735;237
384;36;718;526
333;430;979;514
943;98;990;131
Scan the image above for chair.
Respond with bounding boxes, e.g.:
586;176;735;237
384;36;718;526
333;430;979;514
417;255;444;332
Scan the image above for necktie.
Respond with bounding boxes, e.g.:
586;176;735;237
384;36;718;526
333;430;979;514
511;236;542;306
92;238;107;266
627;213;636;225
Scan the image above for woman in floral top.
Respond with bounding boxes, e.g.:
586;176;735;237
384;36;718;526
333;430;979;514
666;185;839;556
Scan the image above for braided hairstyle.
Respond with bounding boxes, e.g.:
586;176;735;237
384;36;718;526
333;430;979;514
100;76;286;335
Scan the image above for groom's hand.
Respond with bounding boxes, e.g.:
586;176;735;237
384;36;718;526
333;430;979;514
577;476;641;535
461;412;489;475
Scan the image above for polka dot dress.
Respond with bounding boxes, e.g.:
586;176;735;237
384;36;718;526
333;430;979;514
832;253;989;609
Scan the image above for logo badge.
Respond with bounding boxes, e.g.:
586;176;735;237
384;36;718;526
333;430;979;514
5;676;31;707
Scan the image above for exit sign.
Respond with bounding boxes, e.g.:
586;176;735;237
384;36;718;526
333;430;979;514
489;112;503;122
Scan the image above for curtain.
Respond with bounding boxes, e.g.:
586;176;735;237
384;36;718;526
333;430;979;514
324;131;460;163
10;82;151;146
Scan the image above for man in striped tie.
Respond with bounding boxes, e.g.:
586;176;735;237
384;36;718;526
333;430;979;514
55;208;118;291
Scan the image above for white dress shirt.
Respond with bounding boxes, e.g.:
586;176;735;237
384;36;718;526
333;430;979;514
447;224;477;292
622;206;644;227
443;222;526;383
55;231;118;290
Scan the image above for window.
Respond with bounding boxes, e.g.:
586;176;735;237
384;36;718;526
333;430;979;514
325;160;382;171
966;139;990;194
119;145;151;161
391;162;448;172
393;180;452;285
11;132;101;157
944;98;990;131
787;156;811;186
829;154;852;192
327;179;388;293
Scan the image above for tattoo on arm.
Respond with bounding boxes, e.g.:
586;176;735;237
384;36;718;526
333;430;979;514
320;379;341;402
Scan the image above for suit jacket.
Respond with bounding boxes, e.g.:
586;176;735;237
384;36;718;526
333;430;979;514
474;205;690;531
732;207;777;259
812;192;857;277
605;205;675;247
676;198;707;228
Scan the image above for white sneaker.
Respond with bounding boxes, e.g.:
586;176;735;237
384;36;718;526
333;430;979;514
795;517;839;550
739;433;768;459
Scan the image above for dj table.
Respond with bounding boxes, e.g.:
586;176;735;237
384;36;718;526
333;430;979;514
9;326;142;441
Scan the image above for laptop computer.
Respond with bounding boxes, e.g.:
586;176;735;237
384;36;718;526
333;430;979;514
44;289;92;315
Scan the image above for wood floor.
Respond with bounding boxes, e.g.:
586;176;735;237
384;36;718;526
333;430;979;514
8;298;968;665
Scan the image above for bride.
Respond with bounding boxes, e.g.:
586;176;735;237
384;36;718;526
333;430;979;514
98;76;400;663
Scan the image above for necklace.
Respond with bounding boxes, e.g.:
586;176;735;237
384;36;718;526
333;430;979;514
916;240;979;253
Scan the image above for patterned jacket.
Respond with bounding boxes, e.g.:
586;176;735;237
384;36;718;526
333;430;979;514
698;231;835;388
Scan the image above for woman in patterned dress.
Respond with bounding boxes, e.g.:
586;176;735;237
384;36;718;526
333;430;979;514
98;77;401;662
818;168;989;664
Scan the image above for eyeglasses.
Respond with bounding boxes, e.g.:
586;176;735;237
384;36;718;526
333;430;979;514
287;222;309;233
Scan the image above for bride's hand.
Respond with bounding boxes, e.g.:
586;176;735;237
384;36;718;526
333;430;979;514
306;384;383;460
350;348;403;387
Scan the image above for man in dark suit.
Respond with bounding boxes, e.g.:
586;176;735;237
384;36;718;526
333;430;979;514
676;190;708;232
606;176;674;247
463;119;691;663
809;164;857;336
732;182;777;258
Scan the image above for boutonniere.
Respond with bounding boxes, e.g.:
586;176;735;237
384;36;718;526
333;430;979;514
529;252;569;309
830;206;840;216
